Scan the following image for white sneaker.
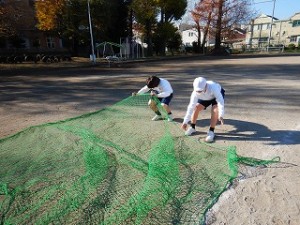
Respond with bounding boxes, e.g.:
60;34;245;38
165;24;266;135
152;115;162;121
167;114;173;122
185;127;196;136
205;131;215;143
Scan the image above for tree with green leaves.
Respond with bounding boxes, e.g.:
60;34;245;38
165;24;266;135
153;22;181;55
157;0;187;23
35;0;130;56
131;0;187;56
131;0;158;56
155;0;187;55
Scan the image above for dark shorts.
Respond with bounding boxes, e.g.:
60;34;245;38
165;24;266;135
158;93;173;105
197;88;225;109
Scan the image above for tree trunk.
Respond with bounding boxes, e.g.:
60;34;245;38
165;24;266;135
197;24;201;53
201;12;212;53
145;20;153;57
214;0;224;52
159;9;166;56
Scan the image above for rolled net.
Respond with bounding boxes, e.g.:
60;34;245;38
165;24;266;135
0;94;278;225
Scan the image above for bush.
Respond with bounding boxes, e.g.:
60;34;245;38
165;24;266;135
287;43;296;50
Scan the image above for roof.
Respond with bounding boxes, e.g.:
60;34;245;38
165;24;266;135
257;14;279;20
178;23;195;32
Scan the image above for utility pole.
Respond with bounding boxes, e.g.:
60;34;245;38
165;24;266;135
267;0;276;51
88;0;96;64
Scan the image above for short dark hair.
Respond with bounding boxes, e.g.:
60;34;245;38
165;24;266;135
146;76;160;88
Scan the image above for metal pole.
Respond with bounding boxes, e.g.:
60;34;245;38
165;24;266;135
88;0;96;64
267;0;276;51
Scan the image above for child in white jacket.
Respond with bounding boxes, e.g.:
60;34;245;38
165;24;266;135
181;77;225;142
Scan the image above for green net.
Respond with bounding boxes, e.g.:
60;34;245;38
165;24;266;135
0;95;279;225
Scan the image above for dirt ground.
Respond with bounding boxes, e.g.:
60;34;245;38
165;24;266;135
1;55;300;224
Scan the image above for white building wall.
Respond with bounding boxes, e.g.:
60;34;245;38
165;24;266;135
181;28;202;46
246;13;300;48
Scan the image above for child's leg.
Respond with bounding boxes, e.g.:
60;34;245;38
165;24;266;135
160;94;173;115
148;99;160;115
162;103;173;121
191;104;205;125
185;104;205;135
210;105;219;129
161;103;171;114
204;105;219;142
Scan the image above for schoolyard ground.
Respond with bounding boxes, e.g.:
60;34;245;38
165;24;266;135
1;55;299;224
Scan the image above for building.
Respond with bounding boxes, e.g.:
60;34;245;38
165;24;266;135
178;23;203;47
181;27;199;47
222;27;247;49
246;13;300;48
0;0;65;54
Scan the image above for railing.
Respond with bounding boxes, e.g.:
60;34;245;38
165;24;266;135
245;46;284;53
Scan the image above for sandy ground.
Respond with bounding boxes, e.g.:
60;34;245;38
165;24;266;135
1;55;300;224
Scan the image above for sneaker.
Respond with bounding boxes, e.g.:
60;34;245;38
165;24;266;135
185;127;196;136
205;131;215;143
152;115;162;121
167;114;173;122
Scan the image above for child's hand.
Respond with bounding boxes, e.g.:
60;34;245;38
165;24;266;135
150;91;156;96
181;123;187;130
219;117;224;125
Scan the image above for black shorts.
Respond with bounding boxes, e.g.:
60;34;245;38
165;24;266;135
158;93;173;105
197;88;225;109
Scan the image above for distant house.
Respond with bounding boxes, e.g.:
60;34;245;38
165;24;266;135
246;13;300;48
179;23;244;49
178;24;200;47
287;13;300;44
222;27;247;49
0;0;66;54
180;28;199;47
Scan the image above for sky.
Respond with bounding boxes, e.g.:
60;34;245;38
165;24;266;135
186;0;300;21
252;0;300;20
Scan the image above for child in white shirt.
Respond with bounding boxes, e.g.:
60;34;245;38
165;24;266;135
181;77;225;142
135;76;174;121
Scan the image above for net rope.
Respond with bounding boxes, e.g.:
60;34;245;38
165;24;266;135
0;94;279;225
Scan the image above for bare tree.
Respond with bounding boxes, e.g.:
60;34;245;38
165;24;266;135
191;0;216;52
191;0;252;54
214;0;252;53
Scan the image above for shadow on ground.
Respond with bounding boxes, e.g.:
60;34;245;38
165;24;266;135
173;118;299;146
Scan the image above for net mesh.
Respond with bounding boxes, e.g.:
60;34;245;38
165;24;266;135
0;94;279;225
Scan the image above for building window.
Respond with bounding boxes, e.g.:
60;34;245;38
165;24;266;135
292;20;300;27
254;24;263;30
258;37;268;43
262;24;269;30
188;32;194;37
290;36;297;42
32;38;40;48
47;37;55;48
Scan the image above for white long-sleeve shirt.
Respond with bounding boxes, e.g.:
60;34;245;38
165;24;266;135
137;78;173;98
183;81;225;124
